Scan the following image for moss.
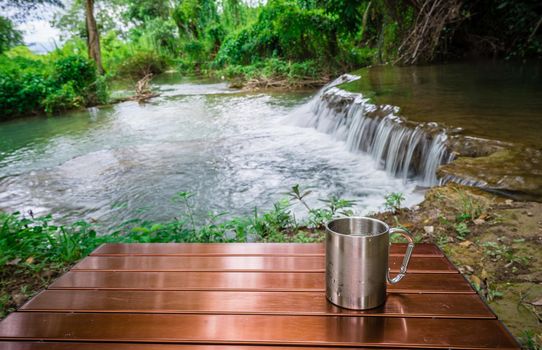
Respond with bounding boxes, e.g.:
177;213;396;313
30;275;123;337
439;147;542;201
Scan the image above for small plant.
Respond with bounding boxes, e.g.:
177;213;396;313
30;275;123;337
285;184;312;211
481;241;531;267
454;222;470;240
520;330;542;350
454;188;486;222
319;196;356;216
287;185;355;228
470;277;503;302
384;192;405;213
306;208;333;229
172;191;196;232
435;233;449;248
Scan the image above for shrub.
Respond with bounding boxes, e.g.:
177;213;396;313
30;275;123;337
117;51;168;79
0;51;109;118
42;82;84;115
214;0;339;68
0;16;22;54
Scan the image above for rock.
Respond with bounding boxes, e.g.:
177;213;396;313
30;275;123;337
505;199;513;205
423;226;434;234
464;265;474;273
473;218;485;225
527;212;534;217
531;298;542;306
437;146;542;202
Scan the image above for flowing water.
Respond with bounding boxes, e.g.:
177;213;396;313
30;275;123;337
0;75;424;228
3;62;536;228
293;76;453;187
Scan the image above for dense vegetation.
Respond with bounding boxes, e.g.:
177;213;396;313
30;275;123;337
0;0;541;118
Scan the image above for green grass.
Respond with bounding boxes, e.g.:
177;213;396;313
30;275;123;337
0;185;354;318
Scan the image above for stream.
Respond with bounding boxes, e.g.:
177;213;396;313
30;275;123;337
0;75;422;228
1;62;539;229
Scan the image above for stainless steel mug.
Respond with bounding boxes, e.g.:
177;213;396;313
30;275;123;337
325;217;414;310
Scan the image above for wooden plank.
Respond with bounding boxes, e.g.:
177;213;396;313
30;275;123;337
73;255;456;273
21;290;494;319
49;271;474;293
0;342;414;350
0;312;519;349
91;243;443;257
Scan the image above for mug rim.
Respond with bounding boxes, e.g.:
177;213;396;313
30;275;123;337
325;216;389;237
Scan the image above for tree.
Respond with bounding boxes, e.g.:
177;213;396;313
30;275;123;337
84;0;104;74
0;16;22;54
1;0;104;74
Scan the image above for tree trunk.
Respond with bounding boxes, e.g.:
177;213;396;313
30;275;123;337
85;0;104;75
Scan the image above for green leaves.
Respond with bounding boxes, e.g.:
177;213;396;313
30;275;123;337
384;192;405;213
0;52;107;118
0;186;357;270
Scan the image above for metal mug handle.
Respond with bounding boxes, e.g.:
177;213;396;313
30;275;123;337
386;227;414;284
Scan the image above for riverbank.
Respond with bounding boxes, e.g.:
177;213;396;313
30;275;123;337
371;183;542;348
1;183;540;348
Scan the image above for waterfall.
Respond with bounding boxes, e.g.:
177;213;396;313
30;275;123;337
294;75;454;187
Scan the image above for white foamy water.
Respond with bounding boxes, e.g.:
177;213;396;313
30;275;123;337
0;76;423;228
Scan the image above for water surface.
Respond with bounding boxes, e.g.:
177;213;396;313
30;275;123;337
0;75;422;228
342;62;542;147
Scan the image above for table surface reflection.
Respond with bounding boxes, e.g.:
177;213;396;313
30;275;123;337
0;243;519;349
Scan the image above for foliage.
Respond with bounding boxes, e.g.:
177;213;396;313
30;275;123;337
123;0;170;24
286;184;355;228
216;58;325;85
0;188;354;270
481;241;531;267
0;16;22;54
2;0;541;119
117;50;168;79
520;330;542;350
454;188;486;222
454;222;470;240
384;192;405;213
42;81;84;114
0;49;109;118
214;0;341;69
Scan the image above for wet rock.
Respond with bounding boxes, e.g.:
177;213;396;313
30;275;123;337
447;135;512;158
438;146;542;202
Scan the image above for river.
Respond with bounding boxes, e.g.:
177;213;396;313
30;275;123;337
0;75;422;228
2;62;539;228
341;62;542;148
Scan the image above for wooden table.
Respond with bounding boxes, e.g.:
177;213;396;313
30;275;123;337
0;243;520;349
